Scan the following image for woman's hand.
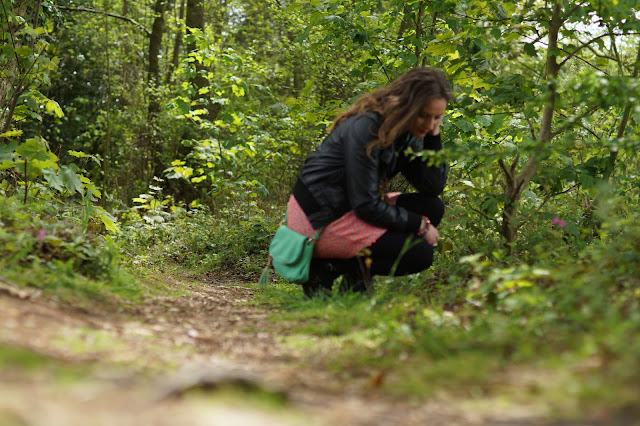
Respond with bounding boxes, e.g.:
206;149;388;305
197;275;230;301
423;225;440;247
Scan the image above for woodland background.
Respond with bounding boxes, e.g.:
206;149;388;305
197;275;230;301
1;0;640;420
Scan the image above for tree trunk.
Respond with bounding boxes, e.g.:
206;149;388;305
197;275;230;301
103;0;112;207
500;1;563;248
396;4;410;42
414;2;425;65
166;0;186;83
148;0;166;115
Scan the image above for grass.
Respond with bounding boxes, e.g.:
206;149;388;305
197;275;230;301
250;272;640;421
0;344;92;381
0;261;141;304
0;345;56;370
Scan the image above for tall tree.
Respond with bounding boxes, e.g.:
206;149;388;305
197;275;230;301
185;0;220;120
148;0;166;115
166;0;186;83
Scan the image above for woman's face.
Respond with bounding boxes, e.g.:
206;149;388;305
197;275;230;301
408;97;447;138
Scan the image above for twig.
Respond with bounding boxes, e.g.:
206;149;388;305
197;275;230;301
57;6;151;36
558;29;640;68
0;0;23;74
550;105;600;138
524;115;537;140
23;157;28;204
375;54;391;82
536;184;580;212
1;45;47;133
510;153;520;176
468;204;497;223
498;159;514;185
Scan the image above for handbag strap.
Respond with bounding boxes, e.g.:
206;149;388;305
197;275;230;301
284;207;324;241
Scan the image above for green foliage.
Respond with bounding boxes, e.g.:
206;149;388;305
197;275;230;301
161;19;331;207
0;0;62;134
255;199;640;410
0;195;136;299
119;200;277;275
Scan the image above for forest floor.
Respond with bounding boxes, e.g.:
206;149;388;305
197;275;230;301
0;273;616;426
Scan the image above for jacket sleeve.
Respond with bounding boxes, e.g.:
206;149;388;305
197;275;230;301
343;116;423;233
397;134;449;197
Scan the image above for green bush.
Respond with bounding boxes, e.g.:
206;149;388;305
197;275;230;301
118;202;278;275
0;196;137;299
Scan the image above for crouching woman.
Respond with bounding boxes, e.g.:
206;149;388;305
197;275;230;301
287;67;451;297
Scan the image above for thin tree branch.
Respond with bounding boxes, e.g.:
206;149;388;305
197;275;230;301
452;13;510;23
554;110;601;140
0;0;23;74
559;32;611;67
608;27;623;75
535;183;580;212
524;115;537;140
469;204;498;224
510;153;520;176
550;105;600;138
1;45;46;133
498;159;514;184
57;6;151;36
375;54;391;82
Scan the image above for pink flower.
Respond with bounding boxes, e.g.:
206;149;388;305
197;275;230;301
552;216;560;225
559;220;566;228
37;229;46;241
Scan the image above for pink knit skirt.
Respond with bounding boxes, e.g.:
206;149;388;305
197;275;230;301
286;193;401;259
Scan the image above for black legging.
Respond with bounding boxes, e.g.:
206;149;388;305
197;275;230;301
367;193;444;276
308;193;444;284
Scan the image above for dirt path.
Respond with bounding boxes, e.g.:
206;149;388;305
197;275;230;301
0;275;547;426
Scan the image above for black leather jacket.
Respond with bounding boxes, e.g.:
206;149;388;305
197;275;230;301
293;112;448;232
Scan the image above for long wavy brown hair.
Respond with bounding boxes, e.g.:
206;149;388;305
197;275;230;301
330;67;452;155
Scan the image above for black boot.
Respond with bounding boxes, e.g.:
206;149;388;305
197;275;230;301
339;271;368;294
302;259;341;299
336;258;370;294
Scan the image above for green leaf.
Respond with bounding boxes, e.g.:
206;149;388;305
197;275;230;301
60;165;84;195
457;120;475;133
29;157;59;172
481;197;500;215
45;100;64;118
94;207;120;232
425;42;455;56
42;168;64;192
0;129;23;138
15;138;50;161
523;43;537;57
0;140;18;161
15;46;33;57
68;150;91;158
176;97;190;114
0;160;14;171
231;84;245;97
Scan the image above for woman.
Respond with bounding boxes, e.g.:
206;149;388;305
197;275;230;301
287;67;451;297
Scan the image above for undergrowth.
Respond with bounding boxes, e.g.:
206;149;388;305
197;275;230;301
0;196;139;302
118;202;279;276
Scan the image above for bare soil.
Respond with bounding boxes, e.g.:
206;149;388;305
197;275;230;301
0;274;576;426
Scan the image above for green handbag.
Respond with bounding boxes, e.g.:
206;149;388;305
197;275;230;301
259;210;323;286
269;225;321;284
